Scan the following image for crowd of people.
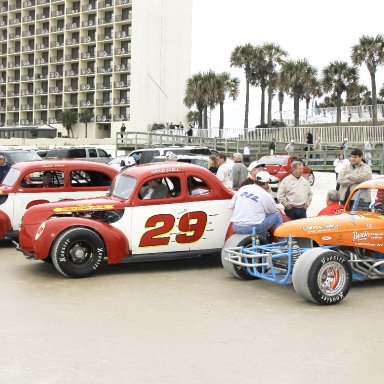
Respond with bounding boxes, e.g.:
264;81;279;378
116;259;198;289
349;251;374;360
210;139;375;240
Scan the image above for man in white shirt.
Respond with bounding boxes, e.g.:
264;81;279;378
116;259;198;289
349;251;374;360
216;153;233;189
229;171;282;239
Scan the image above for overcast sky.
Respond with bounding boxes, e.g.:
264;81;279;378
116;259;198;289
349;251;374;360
191;0;384;128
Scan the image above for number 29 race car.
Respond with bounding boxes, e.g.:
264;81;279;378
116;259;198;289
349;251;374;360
17;163;234;278
222;178;384;305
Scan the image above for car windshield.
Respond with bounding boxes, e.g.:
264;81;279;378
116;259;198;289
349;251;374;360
2;168;20;187
111;174;137;199
258;156;287;165
348;188;377;212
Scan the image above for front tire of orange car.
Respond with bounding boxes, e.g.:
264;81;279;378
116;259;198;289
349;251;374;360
51;227;105;278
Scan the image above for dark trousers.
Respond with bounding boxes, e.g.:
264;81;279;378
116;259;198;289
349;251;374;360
285;207;307;220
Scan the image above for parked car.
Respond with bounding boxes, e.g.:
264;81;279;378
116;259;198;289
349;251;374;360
0;160;118;241
222;177;384;305
45;147;113;163
17;162;235;277
151;154;209;169
128;146;214;165
258;155;315;186
0;149;42;165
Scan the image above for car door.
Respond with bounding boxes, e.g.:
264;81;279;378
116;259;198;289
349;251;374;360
129;174;190;255
186;174;232;252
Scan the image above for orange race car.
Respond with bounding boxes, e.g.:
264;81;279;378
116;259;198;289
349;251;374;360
222;178;384;305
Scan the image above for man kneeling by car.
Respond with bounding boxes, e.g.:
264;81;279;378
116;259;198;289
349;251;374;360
229;171;283;240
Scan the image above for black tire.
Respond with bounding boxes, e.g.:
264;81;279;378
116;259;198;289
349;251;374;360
221;234;266;280
308;171;315;186
292;249;351;305
51;227;105;278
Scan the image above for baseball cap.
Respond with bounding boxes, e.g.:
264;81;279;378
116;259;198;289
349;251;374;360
248;161;264;172
256;171;271;183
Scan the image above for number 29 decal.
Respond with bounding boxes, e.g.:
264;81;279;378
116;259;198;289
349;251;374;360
139;211;207;247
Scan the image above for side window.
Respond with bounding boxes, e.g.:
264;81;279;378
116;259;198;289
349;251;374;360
69;149;86;158
21;171;64;188
140;151;159;164
98;149;109;158
187;176;210;196
70;170;112;187
139;176;180;200
88;149;97;158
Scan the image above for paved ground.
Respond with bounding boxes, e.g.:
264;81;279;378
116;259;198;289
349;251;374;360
1;172;384;384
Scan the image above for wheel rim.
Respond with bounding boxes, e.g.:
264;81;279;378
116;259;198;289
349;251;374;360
67;241;95;268
317;261;347;297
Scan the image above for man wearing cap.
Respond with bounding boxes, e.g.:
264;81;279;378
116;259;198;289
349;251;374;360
165;151;178;162
240;161;264;187
277;161;312;220
0;155;10;183
229;171;283;239
232;153;248;189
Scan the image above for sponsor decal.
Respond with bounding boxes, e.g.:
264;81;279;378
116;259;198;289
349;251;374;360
322;236;332;241
53;204;115;212
41;164;65;168
352;231;368;242
302;224;338;232
151;168;180;174
35;222;45;240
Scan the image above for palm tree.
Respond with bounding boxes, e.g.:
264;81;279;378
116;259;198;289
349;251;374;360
249;46;268;126
184;72;207;129
322;61;359;125
78;109;94;138
351;34;384;125
60;109;78;137
262;43;288;127
230;43;255;132
214;72;240;132
279;59;318;126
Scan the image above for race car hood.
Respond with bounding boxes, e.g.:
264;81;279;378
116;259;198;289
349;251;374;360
275;212;384;249
22;196;126;225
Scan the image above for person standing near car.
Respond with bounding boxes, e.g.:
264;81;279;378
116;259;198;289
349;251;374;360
277;161;312;220
229;171;283;239
285;140;295;154
232;153;248;189
333;152;349;191
338;148;372;205
0;155;10;183
216;153;233;189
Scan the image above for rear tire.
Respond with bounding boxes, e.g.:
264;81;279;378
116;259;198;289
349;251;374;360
292;248;351;305
51;227;105;278
221;234;266;280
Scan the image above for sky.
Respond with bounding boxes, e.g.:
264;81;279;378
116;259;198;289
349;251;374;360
191;0;384;128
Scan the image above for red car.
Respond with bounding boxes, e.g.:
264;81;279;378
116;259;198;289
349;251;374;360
17;163;235;278
0;160;118;240
258;155;315;186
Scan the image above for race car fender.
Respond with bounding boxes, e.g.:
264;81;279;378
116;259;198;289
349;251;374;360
33;217;130;264
0;210;11;239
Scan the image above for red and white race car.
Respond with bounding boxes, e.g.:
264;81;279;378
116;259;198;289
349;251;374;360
17;163;234;277
0;160;118;240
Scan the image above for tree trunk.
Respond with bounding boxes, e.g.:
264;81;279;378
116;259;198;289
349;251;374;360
260;86;266;126
244;76;249;135
219;102;224;132
198;109;203;129
370;70;377;126
267;81;273;127
278;91;284;121
294;94;300;127
203;106;208;130
336;92;342;125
